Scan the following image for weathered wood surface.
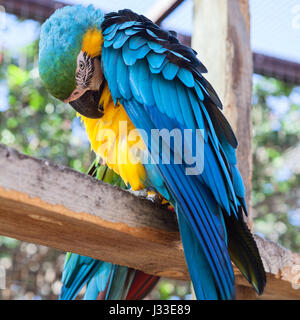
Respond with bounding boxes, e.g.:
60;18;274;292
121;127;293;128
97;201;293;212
0;144;187;280
0;144;300;299
193;0;253;228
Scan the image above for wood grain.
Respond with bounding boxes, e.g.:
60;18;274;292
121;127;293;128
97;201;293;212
0;144;188;280
0;144;299;299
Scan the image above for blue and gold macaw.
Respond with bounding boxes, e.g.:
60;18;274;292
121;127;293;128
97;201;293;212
38;5;266;300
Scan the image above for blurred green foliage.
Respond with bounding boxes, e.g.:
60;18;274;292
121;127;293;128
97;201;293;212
0;36;299;299
0;41;93;171
252;76;300;251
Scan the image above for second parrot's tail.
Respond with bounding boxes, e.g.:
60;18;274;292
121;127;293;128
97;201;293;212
95;265;160;300
126;270;160;300
59;254;159;300
59;161;159;300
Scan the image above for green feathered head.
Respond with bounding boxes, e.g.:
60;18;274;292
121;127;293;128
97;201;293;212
38;5;104;101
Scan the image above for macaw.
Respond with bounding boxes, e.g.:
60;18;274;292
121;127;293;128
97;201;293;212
38;5;266;300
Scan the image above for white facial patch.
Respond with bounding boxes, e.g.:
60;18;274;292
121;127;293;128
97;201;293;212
64;51;103;103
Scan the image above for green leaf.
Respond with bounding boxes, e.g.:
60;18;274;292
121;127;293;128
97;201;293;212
7;64;29;87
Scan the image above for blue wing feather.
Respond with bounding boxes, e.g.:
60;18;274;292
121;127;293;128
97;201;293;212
134;44;151;59
129;35;147;49
60;253;138;300
124;28;140;36
162;62;179;80
174;80;197;129
118;20;139;30
128;60;144;104
147;52;166;69
102;47;120;102
146;29;159;38
84;262;113;300
59;254;101;300
116;55;132;99
122;41;139;65
112;31;130;49
102;23;120;36
177;68;194;88
147;41;167;53
194;81;205;101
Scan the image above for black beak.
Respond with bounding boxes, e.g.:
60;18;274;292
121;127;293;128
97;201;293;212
69;89;103;119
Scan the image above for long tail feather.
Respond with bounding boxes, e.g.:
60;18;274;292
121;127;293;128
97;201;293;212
126;271;160;300
176;210;222;300
224;210;266;295
59;254;102;300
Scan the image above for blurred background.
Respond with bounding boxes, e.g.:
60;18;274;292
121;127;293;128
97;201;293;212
0;0;299;299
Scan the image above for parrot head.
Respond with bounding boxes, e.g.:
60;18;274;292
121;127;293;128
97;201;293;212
38;5;105;118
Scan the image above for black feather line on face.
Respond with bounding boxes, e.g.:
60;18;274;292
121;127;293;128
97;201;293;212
75;52;96;89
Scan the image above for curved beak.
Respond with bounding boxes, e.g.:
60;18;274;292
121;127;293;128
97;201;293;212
69;89;103;119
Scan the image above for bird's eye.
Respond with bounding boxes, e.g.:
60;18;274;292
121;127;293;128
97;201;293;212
79;61;85;70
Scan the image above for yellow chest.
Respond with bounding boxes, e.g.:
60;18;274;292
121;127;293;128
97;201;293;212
80;84;147;190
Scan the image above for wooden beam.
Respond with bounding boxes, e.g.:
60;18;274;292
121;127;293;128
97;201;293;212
0;144;187;280
178;31;300;85
1;0;67;22
0;144;300;299
146;0;184;25
192;0;253;227
253;53;300;85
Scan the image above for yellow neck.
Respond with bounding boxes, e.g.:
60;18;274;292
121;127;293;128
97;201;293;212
82;29;103;58
80;83;147;190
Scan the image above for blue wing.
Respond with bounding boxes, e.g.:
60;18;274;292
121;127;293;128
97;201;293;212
101;9;265;299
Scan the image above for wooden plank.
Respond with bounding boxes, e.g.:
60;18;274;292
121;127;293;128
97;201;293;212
0;144;188;280
171;34;300;86
253;53;300;85
1;0;66;22
0;144;299;299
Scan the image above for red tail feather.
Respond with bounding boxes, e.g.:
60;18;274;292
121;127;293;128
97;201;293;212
126;271;159;300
